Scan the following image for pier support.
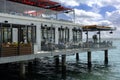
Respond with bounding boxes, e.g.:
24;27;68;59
61;55;66;79
28;61;33;74
87;51;92;68
19;62;26;77
54;55;59;67
62;55;66;67
76;53;79;61
104;50;108;64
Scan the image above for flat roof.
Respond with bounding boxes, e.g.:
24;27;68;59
82;25;116;31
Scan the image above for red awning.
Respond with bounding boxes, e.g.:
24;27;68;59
7;0;72;12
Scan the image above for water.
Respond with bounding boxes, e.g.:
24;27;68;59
66;40;120;80
0;40;120;80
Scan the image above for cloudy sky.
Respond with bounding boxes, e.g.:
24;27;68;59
52;0;120;38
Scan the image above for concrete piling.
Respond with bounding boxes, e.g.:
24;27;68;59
61;55;66;79
104;50;108;64
76;53;79;61
87;51;92;68
54;55;59;67
19;62;26;77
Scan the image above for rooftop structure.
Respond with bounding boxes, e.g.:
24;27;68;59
0;0;75;22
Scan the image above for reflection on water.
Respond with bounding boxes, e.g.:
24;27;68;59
0;40;120;80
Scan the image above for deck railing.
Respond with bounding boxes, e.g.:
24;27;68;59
41;40;113;51
0;11;73;23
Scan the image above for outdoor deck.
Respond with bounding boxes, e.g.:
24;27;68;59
0;40;115;64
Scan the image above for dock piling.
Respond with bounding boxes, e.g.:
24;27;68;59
54;55;59;67
61;55;66;79
19;62;26;77
87;51;92;68
104;50;108;64
76;53;79;61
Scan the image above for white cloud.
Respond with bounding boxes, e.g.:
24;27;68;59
105;10;120;38
53;0;119;38
51;0;79;7
73;9;103;25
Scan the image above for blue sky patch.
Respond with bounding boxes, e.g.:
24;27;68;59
75;3;92;11
99;6;116;16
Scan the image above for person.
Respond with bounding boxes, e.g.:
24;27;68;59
93;34;98;43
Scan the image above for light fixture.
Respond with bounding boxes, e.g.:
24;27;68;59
31;23;34;25
4;20;8;23
109;31;113;34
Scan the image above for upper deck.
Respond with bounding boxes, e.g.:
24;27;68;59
0;0;74;23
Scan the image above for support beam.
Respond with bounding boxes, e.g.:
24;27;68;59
54;55;59;67
76;53;79;61
104;50;108;64
61;55;66;79
19;62;26;77
28;61;33;74
87;51;92;68
61;55;66;67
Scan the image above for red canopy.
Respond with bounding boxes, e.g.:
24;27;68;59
7;0;72;12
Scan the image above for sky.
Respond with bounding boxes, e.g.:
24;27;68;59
52;0;120;38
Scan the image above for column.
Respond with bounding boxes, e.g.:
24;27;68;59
69;28;73;42
54;55;59;73
19;62;26;77
55;27;58;44
54;55;59;67
87;51;92;68
76;53;79;61
61;55;66;79
104;50;108;64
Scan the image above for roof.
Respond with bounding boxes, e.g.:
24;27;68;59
82;25;116;31
7;0;72;12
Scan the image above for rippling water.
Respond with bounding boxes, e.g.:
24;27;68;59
65;40;120;80
0;40;120;80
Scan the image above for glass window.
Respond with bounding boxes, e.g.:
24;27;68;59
72;28;82;42
2;24;12;43
58;27;69;43
41;25;55;44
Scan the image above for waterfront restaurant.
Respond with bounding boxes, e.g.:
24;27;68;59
0;0;116;70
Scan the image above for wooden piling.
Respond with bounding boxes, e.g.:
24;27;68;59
62;55;66;67
87;51;92;68
54;55;59;67
19;62;26;77
76;53;79;61
61;55;66;79
104;50;108;64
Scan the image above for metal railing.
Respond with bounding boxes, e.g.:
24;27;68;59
41;40;114;51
